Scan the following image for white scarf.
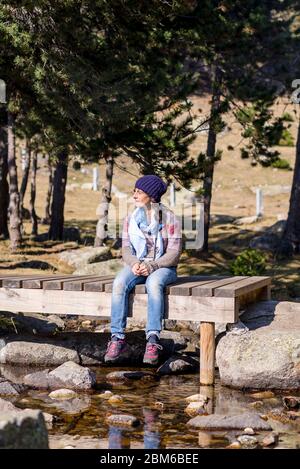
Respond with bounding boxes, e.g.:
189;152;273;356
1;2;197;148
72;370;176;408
128;205;164;261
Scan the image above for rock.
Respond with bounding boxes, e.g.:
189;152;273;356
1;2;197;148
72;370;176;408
282;396;300;409
217;330;300;389
0;398;20;412
108;395;123;405
49;389;78;400
74;258;123;276
184;402;207;417
3;313;65;336
25;361;96;390
48;361;96;390
96;391;113;399
261;433;279;447
0;377;27;396
226;441;241;449
187;413;272;430
41;412;55;430
81;320;92;328
0;340;79;366
240;300;300;332
185;394;208;404
0;409;48;448
237;435;258;448
0;330;181;367
106;414;140;427
250;233;280;251
233;216;259;225
243;427;255;435
157;354;199;375
249;391;275;399
58;246;112;269
24;370;50;389
216;301;300;389
106;371;156;383
48;396;91;415
249;220;287;252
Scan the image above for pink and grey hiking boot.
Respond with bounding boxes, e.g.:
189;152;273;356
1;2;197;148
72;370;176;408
104;337;128;363
143;336;163;366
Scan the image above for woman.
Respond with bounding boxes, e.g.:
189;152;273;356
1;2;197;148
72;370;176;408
104;174;182;366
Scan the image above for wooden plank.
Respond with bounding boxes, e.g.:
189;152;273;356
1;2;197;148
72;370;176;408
168;277;225;296
192;276;247;297
2;274;64;289
200;322;215;385
43;275;99;290
63;275;112;291
129;276;216;295
0;274;35;288
22;275;74;289
83;276;115;292
214;276;271;298
0;288;236;322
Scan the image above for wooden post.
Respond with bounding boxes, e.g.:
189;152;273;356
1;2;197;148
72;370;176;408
200;321;215;385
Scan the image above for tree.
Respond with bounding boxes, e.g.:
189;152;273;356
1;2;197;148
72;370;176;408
0;112;9;238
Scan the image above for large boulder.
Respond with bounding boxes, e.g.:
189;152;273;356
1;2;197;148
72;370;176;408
249;220;286;252
0;339;79;366
216;301;300;389
24;361;96;391
0;409;48;448
73;258;123;275
187;412;272;431
0;312;65;336
58;246;112;269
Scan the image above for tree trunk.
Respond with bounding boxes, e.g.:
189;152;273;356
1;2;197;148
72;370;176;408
0;116;9;239
278;115;300;257
7;112;22;251
30;150;38;236
49;149;68;240
20;140;31;218
43;154;53;224
201;65;222;253
95;151;114;246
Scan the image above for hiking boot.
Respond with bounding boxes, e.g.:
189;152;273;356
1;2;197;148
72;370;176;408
104;337;128;363
143;336;163;366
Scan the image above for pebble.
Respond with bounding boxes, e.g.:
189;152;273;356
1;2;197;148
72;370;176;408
243;427;255;435
237;435;258;448
262;433;279;447
49;389;78;400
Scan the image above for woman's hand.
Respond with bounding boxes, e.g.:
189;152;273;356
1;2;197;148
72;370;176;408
138;263;149;276
132;262;142;275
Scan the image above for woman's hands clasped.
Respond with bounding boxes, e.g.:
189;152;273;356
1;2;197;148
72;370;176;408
132;262;149;276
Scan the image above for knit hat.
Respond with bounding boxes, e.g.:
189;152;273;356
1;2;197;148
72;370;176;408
135;175;167;203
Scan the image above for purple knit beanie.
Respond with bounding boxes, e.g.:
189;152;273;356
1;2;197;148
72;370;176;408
135;175;168;202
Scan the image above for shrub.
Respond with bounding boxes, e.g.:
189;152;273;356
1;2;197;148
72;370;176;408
271;158;291;170
229;249;267;276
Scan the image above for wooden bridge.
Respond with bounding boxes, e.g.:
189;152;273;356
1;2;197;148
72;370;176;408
0;273;271;385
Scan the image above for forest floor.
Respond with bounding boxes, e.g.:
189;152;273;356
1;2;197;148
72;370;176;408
0;94;299;301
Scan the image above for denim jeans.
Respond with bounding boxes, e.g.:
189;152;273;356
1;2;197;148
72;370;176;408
110;265;177;338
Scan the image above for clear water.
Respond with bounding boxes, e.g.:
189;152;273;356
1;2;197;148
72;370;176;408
1;364;300;449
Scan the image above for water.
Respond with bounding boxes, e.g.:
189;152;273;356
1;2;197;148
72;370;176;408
1;365;300;449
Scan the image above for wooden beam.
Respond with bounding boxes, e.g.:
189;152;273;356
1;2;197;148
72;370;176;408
200;322;215;385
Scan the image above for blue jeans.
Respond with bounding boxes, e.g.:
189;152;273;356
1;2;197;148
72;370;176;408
110;265;177;338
